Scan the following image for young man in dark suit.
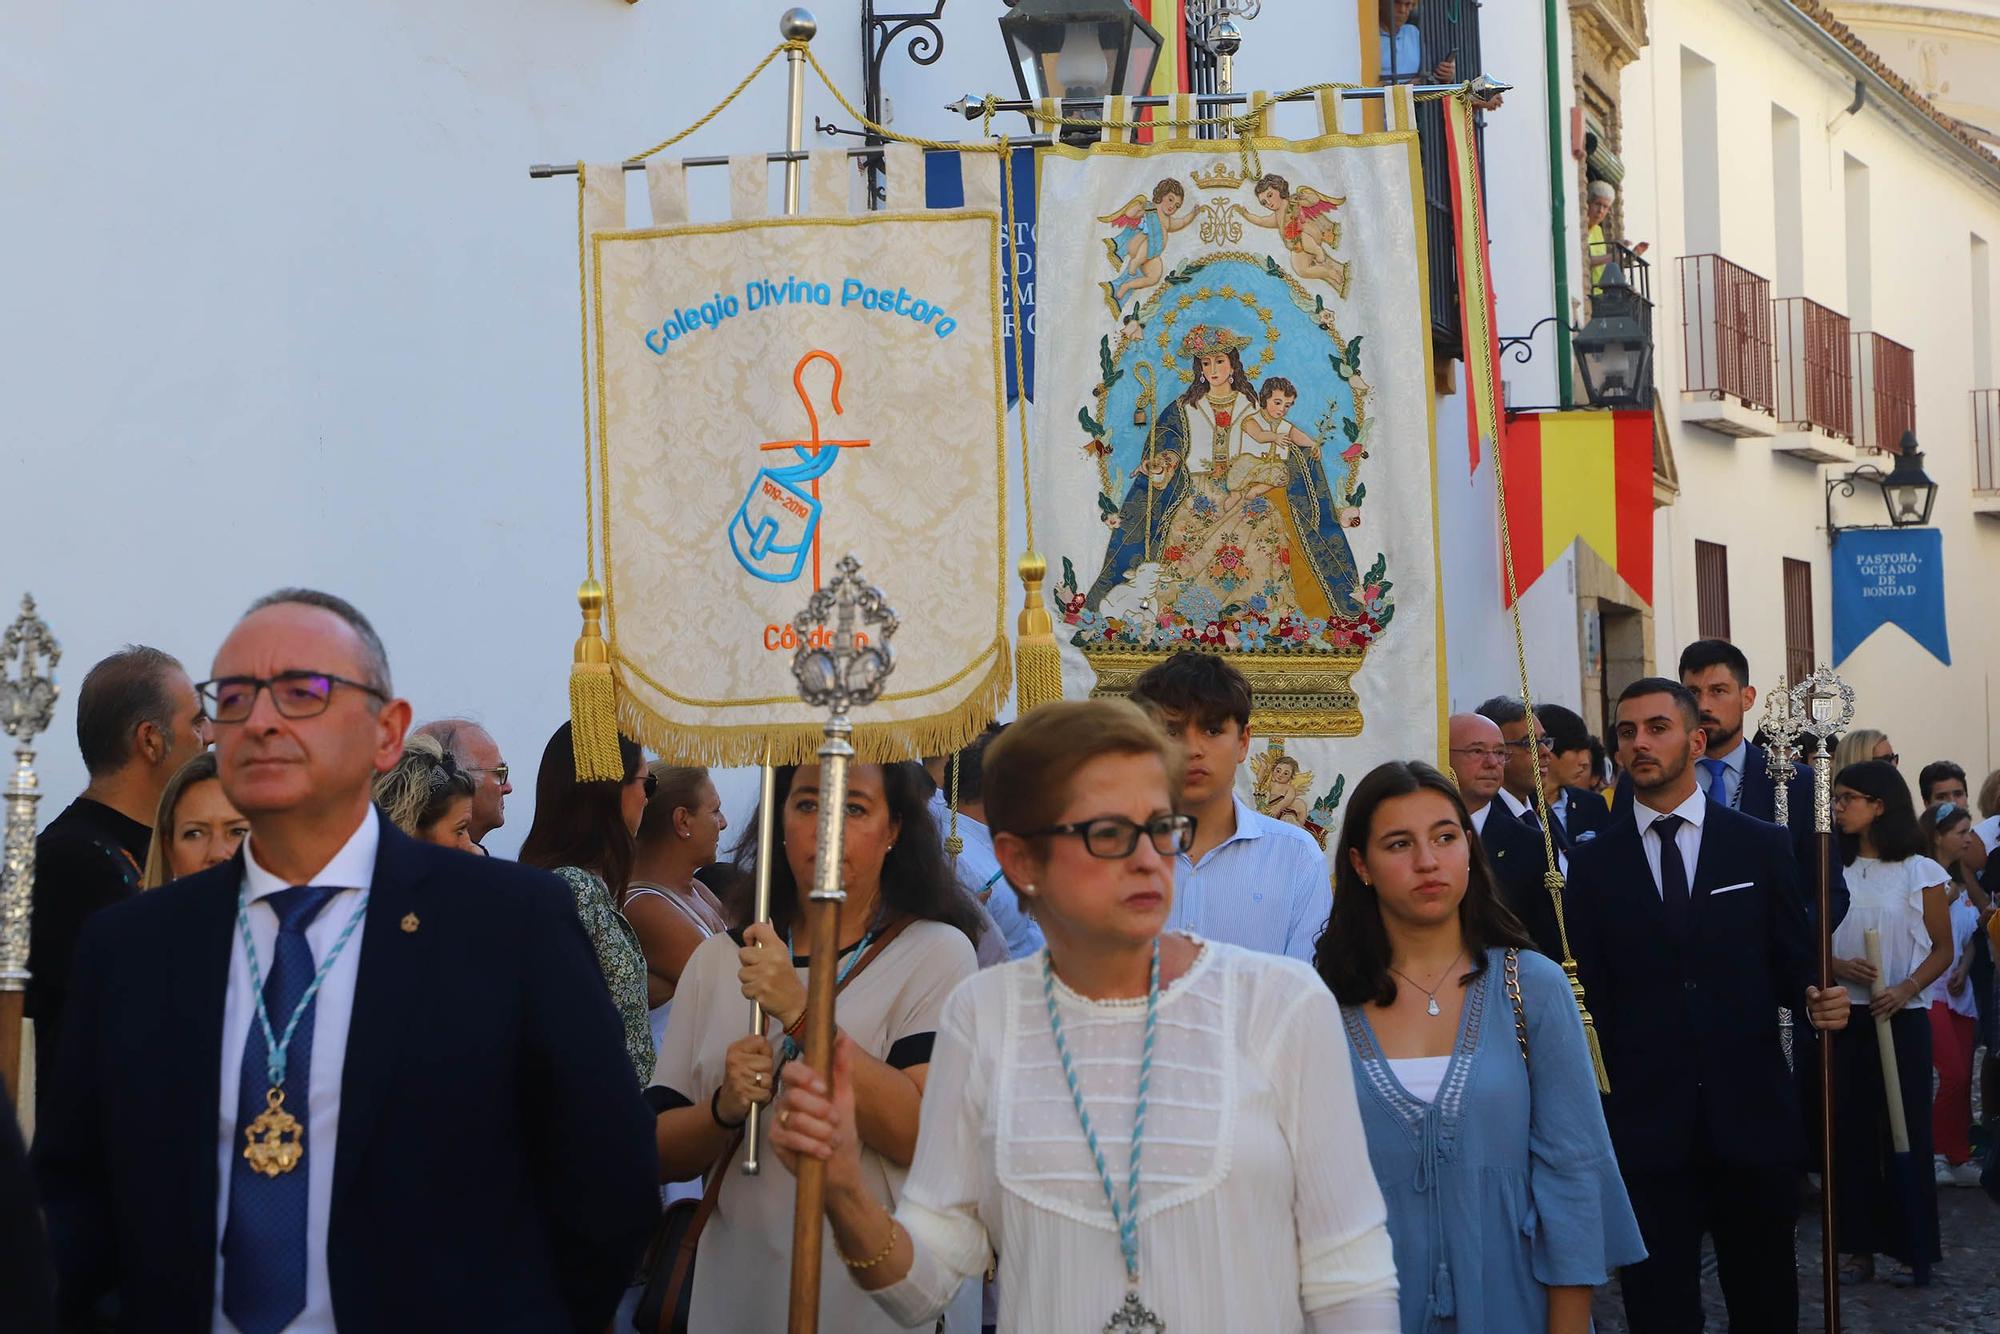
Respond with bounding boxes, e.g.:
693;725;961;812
34;590;659;1332
1569;678;1848;1334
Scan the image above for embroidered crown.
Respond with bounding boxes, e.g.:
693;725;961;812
1178;324;1252;359
1190;160;1245;191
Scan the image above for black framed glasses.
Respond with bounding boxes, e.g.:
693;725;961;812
643;771;659;799
196;672;388;723
1032;813;1195;859
1501;735;1553;753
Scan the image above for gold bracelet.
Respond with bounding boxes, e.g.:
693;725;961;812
837;1217;901;1271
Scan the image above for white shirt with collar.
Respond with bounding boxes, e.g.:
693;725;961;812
1495;788;1567;873
214;807;378;1333
1164;792;1331;962
1469;801;1493;836
1633;787;1707;898
1696;738;1747;809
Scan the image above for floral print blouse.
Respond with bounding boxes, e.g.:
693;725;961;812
554;865;656;1084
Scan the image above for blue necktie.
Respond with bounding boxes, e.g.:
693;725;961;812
222;885;336;1334
1697;756;1734;808
1652;814;1690;939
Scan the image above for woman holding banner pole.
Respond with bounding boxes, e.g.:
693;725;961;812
1828;760;1952;1288
770;700;1400;1332
647;759;980;1332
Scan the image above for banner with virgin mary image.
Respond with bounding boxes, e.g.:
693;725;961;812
1030;89;1445;853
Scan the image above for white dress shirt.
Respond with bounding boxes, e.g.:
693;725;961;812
1633;788;1707;898
1695;739;1746;809
214;808;378;1333
1495;788;1567;873
1469;802;1492;836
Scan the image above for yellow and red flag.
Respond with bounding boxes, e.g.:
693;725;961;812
1131;1;1188;142
1500;410;1654;606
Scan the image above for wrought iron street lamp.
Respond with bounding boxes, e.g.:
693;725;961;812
1825;431;1939;533
1572;262;1654;410
1000;0;1165;103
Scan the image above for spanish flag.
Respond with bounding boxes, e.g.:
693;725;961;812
1500;410;1654;606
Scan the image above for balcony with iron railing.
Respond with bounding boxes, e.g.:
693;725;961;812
1678;255;1775;437
1772;297;1855;462
1851;330;1915;455
1974;390;2000;518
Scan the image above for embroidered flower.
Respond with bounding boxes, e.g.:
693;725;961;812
1173;584;1224;628
1214;410;1233;429
1192;493;1218;518
1244;495;1272;519
1247;593;1269;613
1162;544;1187;564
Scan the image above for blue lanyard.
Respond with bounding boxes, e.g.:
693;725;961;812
1042;939;1159;1288
785;923;880;989
235;889;371;1092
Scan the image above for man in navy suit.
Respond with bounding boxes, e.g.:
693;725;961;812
1569;678;1848;1334
1475;695;1608;855
34;590;659;1332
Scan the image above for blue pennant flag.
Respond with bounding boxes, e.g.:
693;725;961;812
1831;527;1951;666
926;146;1035;405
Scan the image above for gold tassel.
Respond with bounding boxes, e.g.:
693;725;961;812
1014;553;1064;713
569;579;624;781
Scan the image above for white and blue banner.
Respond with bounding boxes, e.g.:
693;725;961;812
1831;527;1951;666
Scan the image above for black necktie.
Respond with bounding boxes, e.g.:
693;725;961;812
1525;801;1569;853
1652;813;1689;937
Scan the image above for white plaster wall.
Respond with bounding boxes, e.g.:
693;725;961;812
1627;0;2000;782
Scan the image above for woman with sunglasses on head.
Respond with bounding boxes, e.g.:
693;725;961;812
648;758;982;1333
1316;761;1642;1334
518;721;657;1085
1827;760;1952;1287
769;699;1399;1332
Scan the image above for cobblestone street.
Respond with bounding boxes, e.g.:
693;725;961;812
1592;1184;2000;1332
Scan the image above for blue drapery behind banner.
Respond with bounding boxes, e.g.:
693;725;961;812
926;146;1035;404
1831;527;1951;666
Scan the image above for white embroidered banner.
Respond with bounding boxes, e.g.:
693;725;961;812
1030;91;1445;851
590;154;1010;764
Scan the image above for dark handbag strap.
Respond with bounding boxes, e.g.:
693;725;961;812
653;914;917;1334
1505;948;1529;1069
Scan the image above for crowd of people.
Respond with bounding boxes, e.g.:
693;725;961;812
3;590;1995;1333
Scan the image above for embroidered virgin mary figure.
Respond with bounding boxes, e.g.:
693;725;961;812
1084;323;1363;635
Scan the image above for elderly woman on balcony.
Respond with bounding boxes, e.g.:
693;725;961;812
1586;180;1648;288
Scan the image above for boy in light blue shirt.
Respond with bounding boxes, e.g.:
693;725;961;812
1129;651;1332;962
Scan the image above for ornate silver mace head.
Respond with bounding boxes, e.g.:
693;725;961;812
1;595;60;745
1788;666;1855;750
791;556;899;716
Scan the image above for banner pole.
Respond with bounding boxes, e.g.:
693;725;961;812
743;2;818;1185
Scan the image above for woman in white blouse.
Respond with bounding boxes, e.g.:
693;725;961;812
770;698;1400;1332
1828;760;1953;1288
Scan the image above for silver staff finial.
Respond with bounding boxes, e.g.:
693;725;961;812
1759;673;1802;828
1;595;61;744
792;555;900;718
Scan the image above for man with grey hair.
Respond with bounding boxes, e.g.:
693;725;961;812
35;588;657;1330
29;644;208;1118
413;718;511;849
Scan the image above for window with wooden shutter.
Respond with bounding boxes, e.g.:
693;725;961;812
1782;558;1815;684
1695;540;1731;640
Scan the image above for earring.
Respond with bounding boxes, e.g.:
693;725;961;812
1018;883;1037;897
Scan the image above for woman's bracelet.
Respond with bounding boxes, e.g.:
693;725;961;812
837;1216;902;1271
710;1086;747;1131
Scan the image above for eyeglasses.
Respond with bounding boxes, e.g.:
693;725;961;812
1881;754;1900;768
637;771;658;799
1832;792;1879;808
464;763;511;786
1501;735;1553;753
1031;813;1196;859
1448;745;1508;763
197;672;388;723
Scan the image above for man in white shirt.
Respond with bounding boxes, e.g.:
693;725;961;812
1130;652;1331;962
35;589;658;1331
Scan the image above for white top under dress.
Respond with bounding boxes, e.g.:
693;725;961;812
1832;854;1949;1008
868;937;1400;1332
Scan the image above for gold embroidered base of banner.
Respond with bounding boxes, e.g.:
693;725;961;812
591;210;1010;766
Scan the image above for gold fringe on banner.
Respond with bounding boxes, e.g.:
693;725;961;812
569;580;625;781
611;637;1013;770
1014;554;1064;712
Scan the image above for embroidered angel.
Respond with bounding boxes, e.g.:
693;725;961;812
1099;178;1196;309
1237;173;1350;296
1252;747;1315;826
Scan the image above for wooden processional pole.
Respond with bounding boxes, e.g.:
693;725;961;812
785;556;900;1334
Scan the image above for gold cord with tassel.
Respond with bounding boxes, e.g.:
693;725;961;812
569;579;625;781
1014;554;1064;711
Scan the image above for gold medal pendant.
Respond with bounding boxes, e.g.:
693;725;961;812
1105;1289;1165;1333
242;1088;305;1177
